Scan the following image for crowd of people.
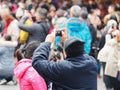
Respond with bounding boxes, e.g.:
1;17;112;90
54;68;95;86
0;0;120;90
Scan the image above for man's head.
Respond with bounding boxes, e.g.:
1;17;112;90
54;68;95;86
80;10;88;20
108;4;116;14
64;37;84;58
35;8;47;21
56;9;64;18
70;5;81;17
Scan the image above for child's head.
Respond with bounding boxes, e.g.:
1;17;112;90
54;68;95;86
24;41;40;59
4;35;11;41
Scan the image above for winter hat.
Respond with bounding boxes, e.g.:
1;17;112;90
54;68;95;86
107;19;117;27
64;37;84;58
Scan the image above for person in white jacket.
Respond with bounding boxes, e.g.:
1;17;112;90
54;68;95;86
98;29;120;90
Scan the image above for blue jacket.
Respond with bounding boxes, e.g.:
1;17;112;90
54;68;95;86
61;18;92;54
32;42;97;90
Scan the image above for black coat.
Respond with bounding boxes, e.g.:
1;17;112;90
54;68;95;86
32;42;97;90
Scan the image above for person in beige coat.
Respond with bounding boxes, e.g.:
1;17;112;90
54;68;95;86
98;28;120;90
102;30;120;90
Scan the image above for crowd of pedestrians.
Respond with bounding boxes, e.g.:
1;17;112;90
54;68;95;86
0;0;120;90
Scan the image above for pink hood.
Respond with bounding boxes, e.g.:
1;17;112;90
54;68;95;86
14;59;47;90
14;59;32;79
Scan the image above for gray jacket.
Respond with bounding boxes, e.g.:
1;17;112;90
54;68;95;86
18;16;50;45
0;46;15;77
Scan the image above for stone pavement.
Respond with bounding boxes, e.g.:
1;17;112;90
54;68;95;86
0;77;106;90
98;77;106;90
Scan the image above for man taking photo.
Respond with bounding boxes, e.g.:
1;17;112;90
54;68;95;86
32;29;97;90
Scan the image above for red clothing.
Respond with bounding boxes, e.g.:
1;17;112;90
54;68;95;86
49;26;54;34
3;19;13;35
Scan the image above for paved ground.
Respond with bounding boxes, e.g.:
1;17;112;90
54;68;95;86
98;77;106;90
0;78;106;90
0;85;19;90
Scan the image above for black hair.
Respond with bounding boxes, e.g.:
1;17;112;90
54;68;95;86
5;35;11;41
110;15;118;23
24;41;40;59
109;4;117;11
38;8;47;20
15;49;24;61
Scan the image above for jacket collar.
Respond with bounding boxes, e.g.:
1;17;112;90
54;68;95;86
65;54;86;61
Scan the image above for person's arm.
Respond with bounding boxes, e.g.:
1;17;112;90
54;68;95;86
32;42;64;82
0;40;18;47
0;47;5;55
105;34;112;43
84;26;92;54
32;31;65;82
18;16;35;34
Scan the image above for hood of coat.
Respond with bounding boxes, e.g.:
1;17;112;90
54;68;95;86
67;18;87;32
14;59;32;79
107;38;117;46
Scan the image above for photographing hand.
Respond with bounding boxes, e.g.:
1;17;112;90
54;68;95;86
45;30;56;43
61;28;68;42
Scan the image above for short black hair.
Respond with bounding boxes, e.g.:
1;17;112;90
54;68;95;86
5;35;11;41
38;8;47;20
110;15;118;22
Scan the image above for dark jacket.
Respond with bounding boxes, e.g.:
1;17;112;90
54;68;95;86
32;42;97;90
0;20;5;33
18;16;50;45
99;26;110;49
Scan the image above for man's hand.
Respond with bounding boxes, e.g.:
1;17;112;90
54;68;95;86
61;28;68;42
45;30;56;43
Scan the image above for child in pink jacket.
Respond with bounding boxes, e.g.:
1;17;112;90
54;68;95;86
14;41;47;90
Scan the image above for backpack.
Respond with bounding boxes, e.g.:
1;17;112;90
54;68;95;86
19;19;33;44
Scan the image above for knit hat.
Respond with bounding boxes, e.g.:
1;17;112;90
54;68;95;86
64;37;84;58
